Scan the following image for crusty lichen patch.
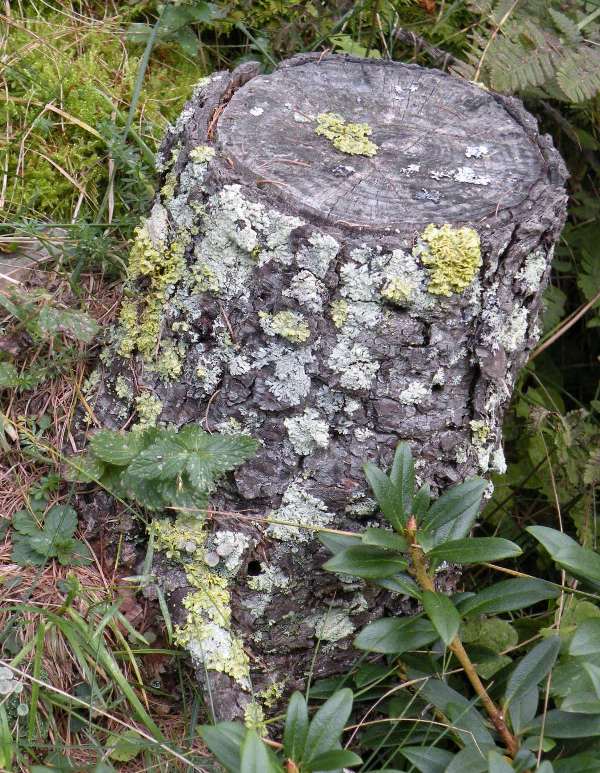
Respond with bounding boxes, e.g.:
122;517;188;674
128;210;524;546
416;223;481;297
259;310;311;344
150;517;252;689
315;113;378;157
284;408;330;456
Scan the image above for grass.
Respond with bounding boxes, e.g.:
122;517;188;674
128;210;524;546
1;0;600;770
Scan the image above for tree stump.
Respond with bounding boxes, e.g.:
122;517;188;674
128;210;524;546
93;54;567;720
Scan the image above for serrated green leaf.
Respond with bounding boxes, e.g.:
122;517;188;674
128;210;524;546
427;537;521;565
362;527;407;553
11;535;48;566
283;691;308;763
38;306;99;343
90;430;147;466
460;578;559;617
323;545;407;580
304;688;353;763
65;453;105;483
504;636;560;706
200;722;245;773
44;505;77;540
421;590;460;646
355;616;437;654
28;533;58;558
422;478;487;545
107;729;143;762
0;362;20;388
12;510;40;536
127;440;188;480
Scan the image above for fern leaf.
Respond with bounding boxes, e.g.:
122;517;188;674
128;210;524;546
556;47;600;102
548;8;581;44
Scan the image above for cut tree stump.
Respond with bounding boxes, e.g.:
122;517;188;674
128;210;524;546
92;54;567;720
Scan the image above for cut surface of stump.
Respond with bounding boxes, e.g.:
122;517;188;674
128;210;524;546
92;54;567;720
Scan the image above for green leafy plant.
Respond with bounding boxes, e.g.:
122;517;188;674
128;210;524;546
200;688;361;772
71;425;259;512
316;442;600;769
11;504;92;567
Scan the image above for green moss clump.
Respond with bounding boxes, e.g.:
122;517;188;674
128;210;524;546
419;224;481;296
315;113;378;157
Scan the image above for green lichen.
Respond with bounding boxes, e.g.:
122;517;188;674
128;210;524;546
134;392;163;429
152;341;184;380
330;299;349;329
189;144;216;164
259;310;311;344
114;375;132;401
470;419;491;444
258;681;285;709
244;703;266;733
118;221;187;360
151;517;251;689
315;113;378;157
381;276;415;306
418;223;481;297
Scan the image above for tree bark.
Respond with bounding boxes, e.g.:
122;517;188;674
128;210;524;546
92;54;567;720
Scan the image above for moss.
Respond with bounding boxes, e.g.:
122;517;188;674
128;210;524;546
151;516;251;689
418;223;481;297
330;299;349;329
259;310;311;344
315;113;378;157
134;392;163;429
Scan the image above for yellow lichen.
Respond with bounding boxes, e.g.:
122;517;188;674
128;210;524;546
330;299;349;328
381;276;415;306
153;342;183;380
134;392;162;430
189;144;215;163
259;310;311;343
244;703;266;733
419;223;481;297
150;516;251;688
315;113;378;157
117;224;187;361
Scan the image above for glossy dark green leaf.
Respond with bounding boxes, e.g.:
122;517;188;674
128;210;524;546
525;710;600;737
283;691;308;763
364;462;405;531
427;537;522;565
570;619;600;657
304;688;353;762
323;545;407;579
127;440;188;481
554;753;600;772
422;477;487;544
504;636;561;706
306;749;362;770
527;526;600;587
487;750;514;772
318;532;361;555
375;573;420;599
240;730;278;773
362;527;407;553
412;483;431;523
389;442;415;517
444;746;490;773
401;745;453;772
200;722;245;773
460;578;559;617
354;616;437;654
421;590;460;646
507;685;538;735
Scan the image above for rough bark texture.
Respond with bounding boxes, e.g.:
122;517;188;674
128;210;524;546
92;54;567;720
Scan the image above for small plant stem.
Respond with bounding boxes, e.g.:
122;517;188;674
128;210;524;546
405;518;519;758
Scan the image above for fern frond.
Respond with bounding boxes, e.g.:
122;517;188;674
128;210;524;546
556;47;600;102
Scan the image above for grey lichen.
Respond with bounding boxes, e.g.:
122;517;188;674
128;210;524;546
296;232;339;279
310;610;355;642
268;482;332;542
284;270;325;312
284;408;330;456
328;340;380;391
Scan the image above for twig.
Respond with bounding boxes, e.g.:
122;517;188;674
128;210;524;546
393;28;457;70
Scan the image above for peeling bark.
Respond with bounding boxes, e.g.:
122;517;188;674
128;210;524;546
92;54;567;719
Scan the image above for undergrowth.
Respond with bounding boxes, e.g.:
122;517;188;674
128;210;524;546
1;0;599;771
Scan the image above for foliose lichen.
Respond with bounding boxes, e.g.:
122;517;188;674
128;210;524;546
259;310;311;344
416;223;481;297
268;482;332;542
284;408;330;456
330;299;349;328
315;113;378;157
134;392;163;430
